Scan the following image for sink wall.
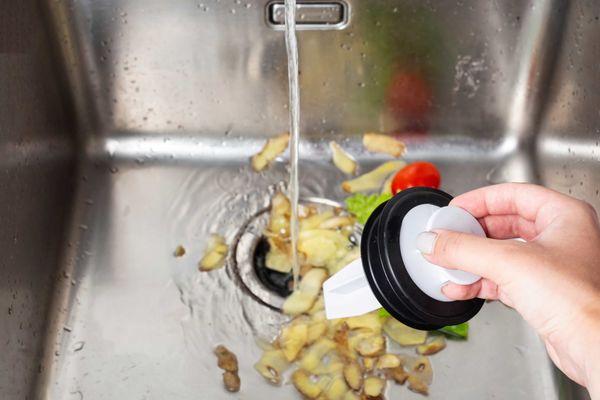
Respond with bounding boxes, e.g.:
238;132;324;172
0;1;76;398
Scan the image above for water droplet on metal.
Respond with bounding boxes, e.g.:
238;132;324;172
73;341;85;352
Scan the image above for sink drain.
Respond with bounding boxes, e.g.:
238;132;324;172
253;237;294;297
230;197;351;311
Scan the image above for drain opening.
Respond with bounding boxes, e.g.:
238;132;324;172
253;237;293;297
231;197;357;311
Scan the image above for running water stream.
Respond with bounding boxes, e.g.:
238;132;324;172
284;0;301;290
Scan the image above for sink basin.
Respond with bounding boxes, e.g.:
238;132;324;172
1;0;598;399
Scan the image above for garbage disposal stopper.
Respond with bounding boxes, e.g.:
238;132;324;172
323;187;485;330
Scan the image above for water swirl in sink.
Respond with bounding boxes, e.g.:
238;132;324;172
164;162;344;392
167;167;287;334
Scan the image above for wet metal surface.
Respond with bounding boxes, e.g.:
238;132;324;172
1;0;598;399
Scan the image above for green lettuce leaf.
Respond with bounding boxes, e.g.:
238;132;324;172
437;323;469;339
345;193;392;225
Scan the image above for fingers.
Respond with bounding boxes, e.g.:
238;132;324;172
450;183;571;226
478;214;538;240
442;281;481;300
417;229;533;284
442;278;499;300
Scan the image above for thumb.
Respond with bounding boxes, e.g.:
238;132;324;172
416;229;530;284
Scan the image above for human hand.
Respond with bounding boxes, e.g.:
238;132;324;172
416;183;600;397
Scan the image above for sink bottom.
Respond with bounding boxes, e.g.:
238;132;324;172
35;150;581;399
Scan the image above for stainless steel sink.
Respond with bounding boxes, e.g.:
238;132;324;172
1;0;598;399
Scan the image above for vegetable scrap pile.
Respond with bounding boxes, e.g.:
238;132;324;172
249;133;465;399
254;194;464;399
261;191;358;279
185;131;467;398
255;285;449;398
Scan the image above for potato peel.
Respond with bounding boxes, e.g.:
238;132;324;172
173;245;186;257
330;141;358;175
343;391;361;400
214;345;240;392
251;132;290;171
407;375;429;395
283;268;328;315
292;369;323;399
312;353;345;375
363;376;386;398
417;335;446;355
298;229;350;268
375;354;401;370
254;349;290;385
399;354;433;394
333;323;354;360
405;355;433;384
324;374;350;400
363;132;406;158
199;235;228;271
381;171;395;195
343;360;363;391
299;338;337;373
214;345;238;372
346;313;382;334
355;335;385;357
280;323;308;362
308;296;325;315
383;318;427;346
307;321;328;345
318;215;355;230
362;357;376;372
388;365;409;385
300;210;335;230
327;247;360;275
265;238;292;273
341;161;405;193
222;371;240;392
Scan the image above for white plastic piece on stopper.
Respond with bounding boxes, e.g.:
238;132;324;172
400;205;484;301
322;258;382;319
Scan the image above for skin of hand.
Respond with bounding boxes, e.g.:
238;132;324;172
416;183;600;397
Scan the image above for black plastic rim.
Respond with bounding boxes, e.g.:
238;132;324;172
362;187;485;330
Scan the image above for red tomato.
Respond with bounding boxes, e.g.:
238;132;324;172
391;162;441;194
386;71;432;123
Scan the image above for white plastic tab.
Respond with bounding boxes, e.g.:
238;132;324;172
322;258;382;319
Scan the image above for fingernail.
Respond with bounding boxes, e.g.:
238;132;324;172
416;231;438;254
441;283;451;295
